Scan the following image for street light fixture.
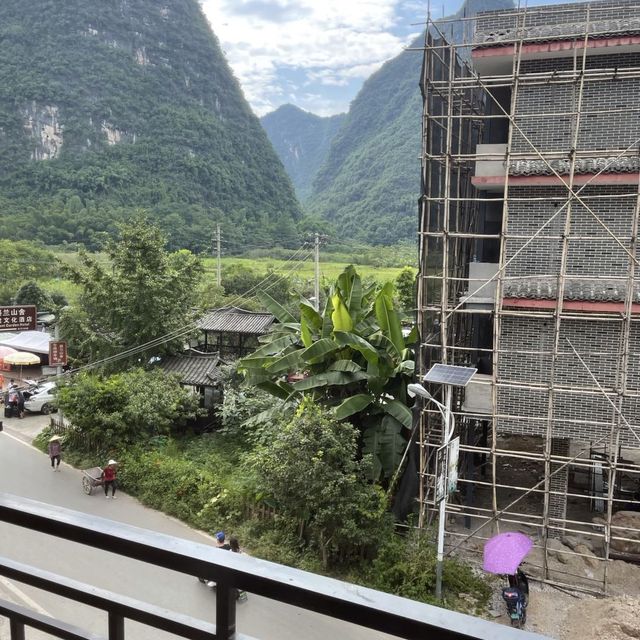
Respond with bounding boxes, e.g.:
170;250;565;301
410;364;476;602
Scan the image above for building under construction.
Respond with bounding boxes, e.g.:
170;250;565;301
418;0;640;593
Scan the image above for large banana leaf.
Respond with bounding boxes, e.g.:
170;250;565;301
321;295;334;339
257;380;295;400
329;359;364;372
292;370;368;392
362;414;406;481
334;331;378;365
266;349;305;374
331;294;353;332
335;394;374;419
300;338;338;363
300;314;313;348
382;399;413;429
300;301;323;332
257;290;297;323
248;334;298;358
374;287;405;355
337;265;363;316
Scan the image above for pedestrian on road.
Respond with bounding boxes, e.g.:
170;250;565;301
215;531;231;550
48;435;62;471
101;460;118;499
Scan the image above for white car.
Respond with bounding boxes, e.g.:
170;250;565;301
24;382;57;415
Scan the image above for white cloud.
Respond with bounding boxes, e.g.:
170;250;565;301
200;0;414;115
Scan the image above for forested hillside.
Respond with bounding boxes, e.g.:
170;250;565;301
260;104;345;201
305;0;513;245
0;0;300;251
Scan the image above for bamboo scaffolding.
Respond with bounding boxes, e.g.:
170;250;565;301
417;3;640;594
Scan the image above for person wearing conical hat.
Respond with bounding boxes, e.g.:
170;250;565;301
48;435;62;471
101;460;118;499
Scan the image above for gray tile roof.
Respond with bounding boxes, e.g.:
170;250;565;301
503;278;640;303
197;307;275;335
157;353;224;387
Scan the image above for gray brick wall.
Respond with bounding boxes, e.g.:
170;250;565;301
511;60;640;155
504;186;636;279
496;316;640;446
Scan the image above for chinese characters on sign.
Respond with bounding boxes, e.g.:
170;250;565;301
0;306;37;331
49;341;68;367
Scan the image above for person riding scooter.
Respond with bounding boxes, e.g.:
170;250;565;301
502;567;528;628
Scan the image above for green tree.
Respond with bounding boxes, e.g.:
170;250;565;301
0;240;58;304
57;368;200;452
395;266;417;313
14;281;53;309
240;265;417;481
249;399;388;568
60;215;204;369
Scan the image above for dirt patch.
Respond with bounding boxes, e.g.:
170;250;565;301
562;596;640;640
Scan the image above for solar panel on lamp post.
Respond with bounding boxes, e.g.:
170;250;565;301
411;364;477;602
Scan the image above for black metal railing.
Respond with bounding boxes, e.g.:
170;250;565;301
0;493;549;640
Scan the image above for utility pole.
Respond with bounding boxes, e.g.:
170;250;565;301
216;224;221;287
314;233;320;311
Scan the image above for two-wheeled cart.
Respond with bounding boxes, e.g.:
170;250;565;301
82;467;103;495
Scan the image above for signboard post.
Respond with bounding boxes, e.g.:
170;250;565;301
435;444;448;505
0;306;37;331
447;436;460;496
49;341;68;367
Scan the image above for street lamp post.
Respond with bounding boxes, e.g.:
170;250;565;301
408;364;476;602
408;383;452;601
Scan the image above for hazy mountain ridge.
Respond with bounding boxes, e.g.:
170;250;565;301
280;0;514;245
261;104;346;201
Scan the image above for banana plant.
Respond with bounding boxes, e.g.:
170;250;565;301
239;266;417;482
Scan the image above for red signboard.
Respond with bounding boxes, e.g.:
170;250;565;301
49;341;68;366
0;305;37;331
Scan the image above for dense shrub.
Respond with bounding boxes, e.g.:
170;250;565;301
364;529;491;612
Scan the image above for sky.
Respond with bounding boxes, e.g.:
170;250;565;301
199;0;580;118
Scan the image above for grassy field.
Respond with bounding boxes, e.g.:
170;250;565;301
46;250;416;306
202;256;414;284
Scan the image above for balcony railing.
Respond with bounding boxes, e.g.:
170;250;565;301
0;493;549;640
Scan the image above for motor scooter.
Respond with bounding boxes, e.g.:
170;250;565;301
502;569;528;628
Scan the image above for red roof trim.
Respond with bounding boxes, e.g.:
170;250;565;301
472;35;640;59
503;298;640;313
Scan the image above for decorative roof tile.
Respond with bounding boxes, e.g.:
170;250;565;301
197;307;275;335
503;278;640;303
157;353;225;387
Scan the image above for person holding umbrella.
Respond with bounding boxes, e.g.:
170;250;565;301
48;435;62;471
483;531;533;628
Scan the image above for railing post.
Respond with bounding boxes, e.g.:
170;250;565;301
215;583;236;640
9;619;25;640
108;611;125;640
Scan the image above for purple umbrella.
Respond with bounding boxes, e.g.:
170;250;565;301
483;531;533;575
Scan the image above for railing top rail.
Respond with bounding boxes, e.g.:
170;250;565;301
0;493;550;640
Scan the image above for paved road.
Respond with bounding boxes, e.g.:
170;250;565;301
0;415;396;639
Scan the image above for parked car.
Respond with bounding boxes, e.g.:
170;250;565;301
23;382;57;415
